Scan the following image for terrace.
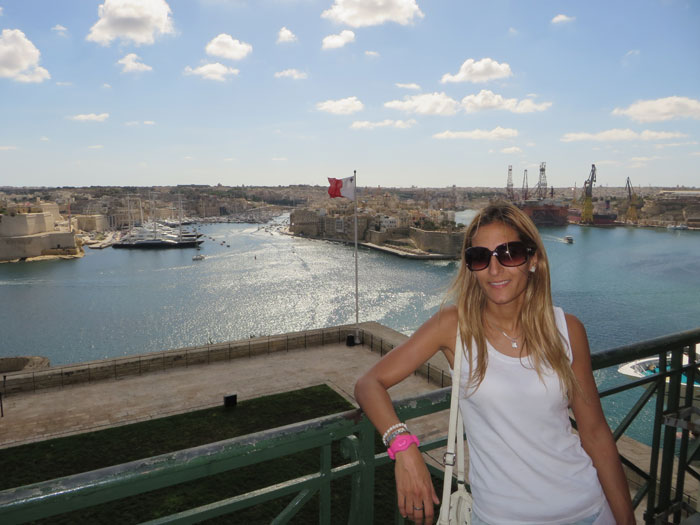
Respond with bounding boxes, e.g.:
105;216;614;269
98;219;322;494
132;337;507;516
1;323;699;524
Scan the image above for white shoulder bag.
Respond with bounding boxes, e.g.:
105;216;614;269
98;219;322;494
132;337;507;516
436;328;472;525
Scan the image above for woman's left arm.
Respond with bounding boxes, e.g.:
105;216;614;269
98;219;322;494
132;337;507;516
567;313;636;525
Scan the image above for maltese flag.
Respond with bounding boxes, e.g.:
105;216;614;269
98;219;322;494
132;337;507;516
328;175;356;200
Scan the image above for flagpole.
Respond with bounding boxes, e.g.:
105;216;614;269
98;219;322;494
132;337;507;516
353;170;359;344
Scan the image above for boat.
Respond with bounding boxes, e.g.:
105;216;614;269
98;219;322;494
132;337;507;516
564;236;574;244
567;208;618;226
667;224;689;230
618;353;700;402
192;254;205;261
518;199;568;226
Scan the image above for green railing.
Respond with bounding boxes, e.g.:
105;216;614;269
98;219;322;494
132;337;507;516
1;327;699;524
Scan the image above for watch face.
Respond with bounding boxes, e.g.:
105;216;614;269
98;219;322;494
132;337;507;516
395;435;409;446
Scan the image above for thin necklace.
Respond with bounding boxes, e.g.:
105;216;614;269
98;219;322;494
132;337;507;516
486;318;521;349
500;331;519;349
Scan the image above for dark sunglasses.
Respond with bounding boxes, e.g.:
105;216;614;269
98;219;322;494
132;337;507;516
465;241;535;271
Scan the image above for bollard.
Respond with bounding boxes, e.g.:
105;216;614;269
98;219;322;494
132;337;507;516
224;392;238;408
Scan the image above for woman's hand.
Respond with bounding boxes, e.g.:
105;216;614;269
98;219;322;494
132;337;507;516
395;445;440;524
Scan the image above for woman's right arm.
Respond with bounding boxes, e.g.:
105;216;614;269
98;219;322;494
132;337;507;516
354;306;458;523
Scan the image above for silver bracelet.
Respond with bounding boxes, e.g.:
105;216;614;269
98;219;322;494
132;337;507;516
385;428;410;447
382;422;408;447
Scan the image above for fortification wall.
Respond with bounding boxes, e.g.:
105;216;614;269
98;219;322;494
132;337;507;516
0;232;78;261
409;227;464;256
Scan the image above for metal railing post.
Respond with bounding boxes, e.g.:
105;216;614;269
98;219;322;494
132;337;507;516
358;416;376;524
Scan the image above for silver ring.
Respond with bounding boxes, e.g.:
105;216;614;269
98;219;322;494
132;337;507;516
413;505;423;511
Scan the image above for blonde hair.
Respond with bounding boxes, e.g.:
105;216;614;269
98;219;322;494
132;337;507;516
448;201;579;397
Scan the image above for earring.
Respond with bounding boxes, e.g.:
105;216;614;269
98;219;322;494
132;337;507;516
529;266;536;273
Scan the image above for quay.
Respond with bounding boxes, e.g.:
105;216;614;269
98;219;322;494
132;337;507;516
1;323;699;523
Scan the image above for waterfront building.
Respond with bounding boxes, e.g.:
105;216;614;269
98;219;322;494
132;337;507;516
0;203;79;262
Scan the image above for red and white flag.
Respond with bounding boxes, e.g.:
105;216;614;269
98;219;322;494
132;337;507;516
328;176;355;201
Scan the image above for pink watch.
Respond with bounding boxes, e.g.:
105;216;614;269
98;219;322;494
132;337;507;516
387;434;420;459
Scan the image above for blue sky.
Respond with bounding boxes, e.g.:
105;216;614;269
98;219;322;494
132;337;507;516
1;0;698;189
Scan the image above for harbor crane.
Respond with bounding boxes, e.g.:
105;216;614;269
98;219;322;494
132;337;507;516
521;169;529;200
581;164;596;224
506;165;515;201
625;177;639;223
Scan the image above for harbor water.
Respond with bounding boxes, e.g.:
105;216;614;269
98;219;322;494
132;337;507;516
1;213;699;444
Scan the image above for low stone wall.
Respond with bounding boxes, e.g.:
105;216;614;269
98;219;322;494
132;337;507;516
0;325;364;394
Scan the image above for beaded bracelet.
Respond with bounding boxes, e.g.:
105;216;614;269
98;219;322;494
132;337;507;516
382;422;408;447
385;428;410;447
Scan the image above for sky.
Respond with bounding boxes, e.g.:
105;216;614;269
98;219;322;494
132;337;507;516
0;0;699;189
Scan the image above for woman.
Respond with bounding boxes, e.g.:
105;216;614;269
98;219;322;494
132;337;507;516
354;203;634;524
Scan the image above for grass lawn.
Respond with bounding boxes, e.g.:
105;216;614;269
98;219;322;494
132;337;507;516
1;384;445;523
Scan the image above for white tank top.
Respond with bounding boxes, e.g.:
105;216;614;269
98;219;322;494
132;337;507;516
457;307;605;524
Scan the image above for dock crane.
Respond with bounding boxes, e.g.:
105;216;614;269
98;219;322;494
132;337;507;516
581;164;596;224
506;165;515;201
625;177;639;223
521;169;529;200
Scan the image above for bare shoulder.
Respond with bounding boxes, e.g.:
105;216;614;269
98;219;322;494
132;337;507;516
564;312;592;363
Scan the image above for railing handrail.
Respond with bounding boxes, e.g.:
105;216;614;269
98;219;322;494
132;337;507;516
591;327;700;370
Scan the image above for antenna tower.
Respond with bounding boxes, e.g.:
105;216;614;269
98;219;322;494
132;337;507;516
537;162;547;199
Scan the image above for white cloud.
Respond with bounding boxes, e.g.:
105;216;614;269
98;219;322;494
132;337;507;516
103;83;111;88
223;157;235;162
560;129;686;142
0;145;18;151
365;50;379;57
205;34;252;60
441;58;512;84
272;157;288;161
501;146;522;154
0;7;3;16
143;120;155;125
184;155;194;160
317;96;364;115
55;81;72;86
117;53;152;73
351;119;417;129
396;82;420;90
87;0;174;46
274;68;307;80
125;121;139;126
625;49;640;57
508;27;518;36
385;92;459;116
52;24;68;37
433;127;519;140
612;96;700;123
40;136;50;141
322;30;355;50
69;113;109;122
0;29;51;83
629;155;661;163
277;27;297;44
654;141;698;149
691;152;700;157
184;63;239;81
551;14;575;24
461;90;551;113
88;144;104;149
322;0;424;28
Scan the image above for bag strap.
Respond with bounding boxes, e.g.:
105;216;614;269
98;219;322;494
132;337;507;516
439;326;465;515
